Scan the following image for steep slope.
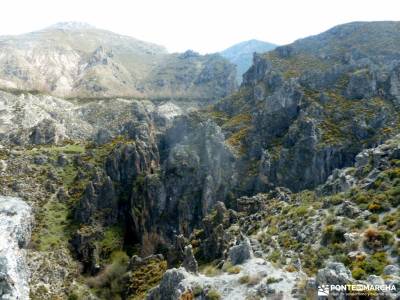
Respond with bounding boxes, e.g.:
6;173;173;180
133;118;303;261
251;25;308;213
151;134;400;300
220;39;276;83
213;21;400;193
0;22;236;100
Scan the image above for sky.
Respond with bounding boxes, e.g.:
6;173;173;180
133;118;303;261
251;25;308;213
0;0;399;53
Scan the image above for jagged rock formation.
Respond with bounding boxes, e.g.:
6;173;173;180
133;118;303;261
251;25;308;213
0;196;32;300
228;237;253;265
147;257;303;299
213;21;400;193
128;116;237;255
68;111;237;272
181;245;198;274
0;89;201;145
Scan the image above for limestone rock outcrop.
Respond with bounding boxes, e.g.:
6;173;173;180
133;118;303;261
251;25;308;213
0;197;32;300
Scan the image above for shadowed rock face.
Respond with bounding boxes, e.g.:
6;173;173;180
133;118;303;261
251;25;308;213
70;113;237;269
0;196;32;300
129;116;237;255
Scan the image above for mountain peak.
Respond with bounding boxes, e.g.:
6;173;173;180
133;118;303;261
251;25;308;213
220;39;277;83
47;21;96;31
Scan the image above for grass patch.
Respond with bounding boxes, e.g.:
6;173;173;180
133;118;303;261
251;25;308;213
31;198;71;251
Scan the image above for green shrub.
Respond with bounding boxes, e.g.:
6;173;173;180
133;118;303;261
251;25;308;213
387;168;400;180
98;226;124;260
330;194;345;205
353;218;365;229
364;252;388;274
335;253;351;266
227;266;241;274
206;289;221;300
86;251;129;298
202;265;221;277
352;267;367;280
381;211;400;230
193;284;204;297
367;194;391;212
222;261;241;274
278;232;298;250
238;274;262;286
294;205;309;217
239;275;250;284
352;252;388;277
354;193;369;204
126;257;167;299
322;225;346;245
267;277;282;284
364;228;394;250
387;186;400;206
368;214;379;223
268;250;281;262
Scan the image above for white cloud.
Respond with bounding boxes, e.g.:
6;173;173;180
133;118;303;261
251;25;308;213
0;0;399;53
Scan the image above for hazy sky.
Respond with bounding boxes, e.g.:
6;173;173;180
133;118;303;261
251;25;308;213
0;0;399;53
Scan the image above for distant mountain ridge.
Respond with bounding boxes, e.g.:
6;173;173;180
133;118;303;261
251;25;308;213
220;39;277;83
46;21;96;30
0;23;236;100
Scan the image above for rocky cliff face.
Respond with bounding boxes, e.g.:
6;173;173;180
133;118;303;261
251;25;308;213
70;113;237;272
213;21;400;193
0;196;32;300
172;134;400;299
129;115;236;255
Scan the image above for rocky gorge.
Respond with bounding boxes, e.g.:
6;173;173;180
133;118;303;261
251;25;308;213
0;21;399;299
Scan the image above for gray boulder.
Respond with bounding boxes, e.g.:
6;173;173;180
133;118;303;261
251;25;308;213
317;262;352;286
341;201;361;218
318;168;356;195
181;245;198;274
367;275;384;286
95;128;112;145
146;268;189;300
33;155;48;165
57;154;68;167
384;265;400;276
228;238;252;265
0;197;32;300
29;119;63;145
317;262;353;300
